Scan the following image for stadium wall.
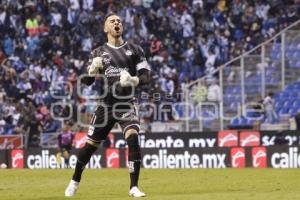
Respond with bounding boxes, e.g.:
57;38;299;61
1;131;300;169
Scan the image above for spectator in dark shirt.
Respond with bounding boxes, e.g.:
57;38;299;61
57;121;74;168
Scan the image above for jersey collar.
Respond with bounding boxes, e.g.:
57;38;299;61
106;41;127;49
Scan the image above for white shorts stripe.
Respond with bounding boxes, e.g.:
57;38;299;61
123;123;140;134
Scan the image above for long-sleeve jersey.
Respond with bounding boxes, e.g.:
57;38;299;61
82;41;151;105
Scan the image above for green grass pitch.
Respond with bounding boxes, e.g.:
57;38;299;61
0;169;299;200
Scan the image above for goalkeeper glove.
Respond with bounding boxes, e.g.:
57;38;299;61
119;70;139;87
88;57;103;75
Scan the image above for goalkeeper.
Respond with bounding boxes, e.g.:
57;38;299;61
65;13;150;198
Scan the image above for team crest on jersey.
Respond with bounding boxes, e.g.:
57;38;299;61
125;50;133;56
101;51;111;64
103;57;111;64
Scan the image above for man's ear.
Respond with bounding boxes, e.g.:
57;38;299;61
104;23;108;33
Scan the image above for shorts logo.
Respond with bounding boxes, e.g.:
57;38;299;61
106;149;120;168
240;131;260;147
218;130;238;147
231;148;245;168
87;126;95;136
252;147;267;168
11;150;24;169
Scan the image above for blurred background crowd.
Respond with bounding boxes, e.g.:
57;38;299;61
0;0;299;147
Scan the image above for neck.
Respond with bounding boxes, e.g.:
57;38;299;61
107;35;124;47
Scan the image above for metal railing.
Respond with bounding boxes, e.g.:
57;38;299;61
184;19;300;132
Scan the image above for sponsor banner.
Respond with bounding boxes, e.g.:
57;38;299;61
108;132;219;148
72;132;219;149
11;149;24;169
73;131;300;149
0;135;23;149
4;146;300;169
240;131;260;147
231;148;245;168
142;148;229;169
260;131;300;146
268;146;300;168
252;147;267;168
73;132;87;148
3;148;231;169
218;130;238;147
106;148;120;168
24;149;105;169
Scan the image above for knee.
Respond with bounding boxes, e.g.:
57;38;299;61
125;129;139;146
125;129;138;140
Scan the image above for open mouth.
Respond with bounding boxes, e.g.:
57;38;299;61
114;26;120;31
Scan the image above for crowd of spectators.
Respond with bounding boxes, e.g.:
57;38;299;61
0;0;299;147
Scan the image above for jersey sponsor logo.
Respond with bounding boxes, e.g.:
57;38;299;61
240;131;260;147
231;148;245;168
11;150;24;168
106;149;120;168
252;147;267;168
218;130;238;147
105;66;127;77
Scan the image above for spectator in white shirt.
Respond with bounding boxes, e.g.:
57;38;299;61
180;10;194;38
69;0;80;10
263;92;278;123
255;1;270;20
81;33;92;54
83;0;94;11
50;8;62;27
207;78;221;102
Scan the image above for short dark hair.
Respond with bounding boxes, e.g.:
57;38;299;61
268;92;274;97
104;12;119;24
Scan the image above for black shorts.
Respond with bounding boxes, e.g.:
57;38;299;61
61;145;72;153
87;103;140;144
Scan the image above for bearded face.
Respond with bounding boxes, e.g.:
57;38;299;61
104;15;124;38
